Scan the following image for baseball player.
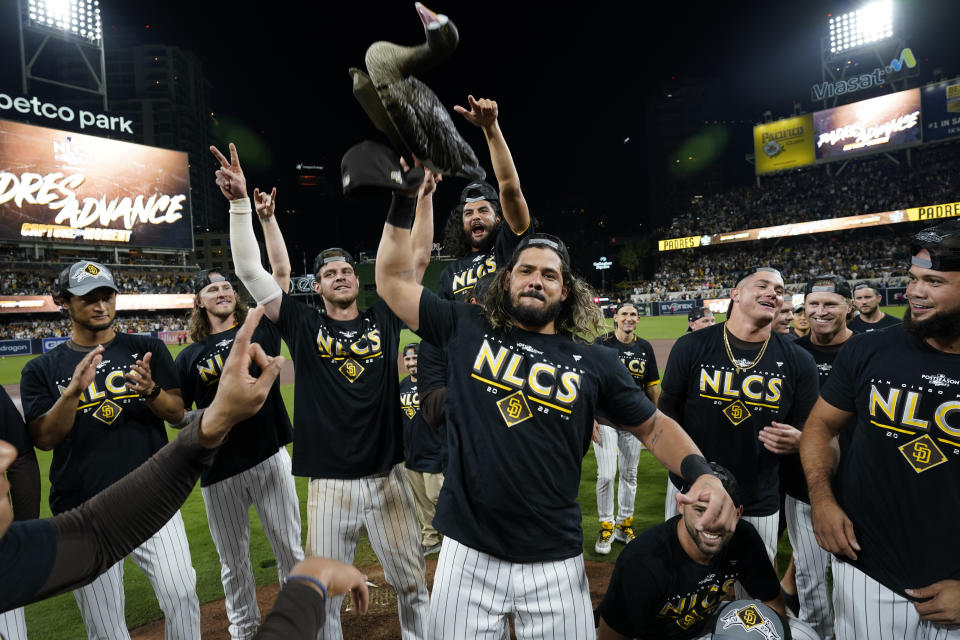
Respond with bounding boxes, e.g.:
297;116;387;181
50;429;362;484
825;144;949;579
791;304;810;339
19;261;200;639
437;96;531;300
801;221;960;638
773;295;797;340
848;280;902;333
176;266;304;640
597;464;819;640
214;142;431;639
376;187;740;639
0;386;40;640
399;343;447;555
659;267;819;571
592;302;660;554
688;307;716;332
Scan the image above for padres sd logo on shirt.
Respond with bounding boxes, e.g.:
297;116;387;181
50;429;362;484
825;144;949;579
400;388;419;419
314;324;382;383
697;366;784;426
470;337;582;428
867;382;960;473
58;359;144;427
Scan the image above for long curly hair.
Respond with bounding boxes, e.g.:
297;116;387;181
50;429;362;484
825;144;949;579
441;200;504;258
481;253;604;342
187;296;248;343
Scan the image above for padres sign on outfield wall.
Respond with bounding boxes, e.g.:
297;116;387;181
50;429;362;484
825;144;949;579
753;115;815;175
0;119;192;249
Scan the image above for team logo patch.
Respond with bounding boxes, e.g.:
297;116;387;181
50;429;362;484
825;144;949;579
719;603;781;639
722;400;752;426
899;434;947;473
496;391;532;427
403;406;417;419
338;358;365;383
92;399;122;425
678;613;700;630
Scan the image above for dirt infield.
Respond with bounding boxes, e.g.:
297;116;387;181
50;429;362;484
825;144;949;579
131;558;615;639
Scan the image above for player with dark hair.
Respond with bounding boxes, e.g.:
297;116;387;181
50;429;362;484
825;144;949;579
592;302;660;554
177;262;303;640
215;142;432;639
399;342;446;556
688;307;716;332
659;267;819;575
376;184;739;638
774;295;796;340
848;280;901;333
596;463;819;640
437;96;531;300
802;221;960;638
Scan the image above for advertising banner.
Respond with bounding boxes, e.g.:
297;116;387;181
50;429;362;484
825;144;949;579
753;115;816;175
0;119;192;249
921;80;960;143
0;293;196;314
42;336;70;352
655;300;699;316
0;339;31;356
813;89;922;159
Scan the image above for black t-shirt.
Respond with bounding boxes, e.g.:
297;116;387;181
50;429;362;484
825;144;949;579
598;516;780;639
437;224;529;300
0;386;31;455
597;333;660;388
416;290;657;562
400;376;445;473
20;333;177;513
820;327;960;595
276;294;403;478
661;323;819;516
780;332;798;342
847;313;902;333
176;318;292;486
416;338;447;394
0;519;57;611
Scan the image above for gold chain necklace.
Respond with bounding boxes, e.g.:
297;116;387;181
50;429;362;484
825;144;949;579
723;326;770;374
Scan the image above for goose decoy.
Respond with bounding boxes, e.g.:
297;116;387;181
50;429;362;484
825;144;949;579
349;3;485;181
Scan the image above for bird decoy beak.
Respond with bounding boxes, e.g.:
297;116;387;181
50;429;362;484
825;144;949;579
415;2;441;28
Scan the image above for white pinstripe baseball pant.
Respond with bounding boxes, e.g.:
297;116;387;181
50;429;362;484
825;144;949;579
72;511;199;640
833;559;960;640
201;448;304;640
306;462;428;640
665;480;779;599
592;424;642;524
0;607;27;640
785;495;834;640
428;537;596;640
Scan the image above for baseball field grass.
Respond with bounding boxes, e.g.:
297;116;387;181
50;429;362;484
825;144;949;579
10;309;905;636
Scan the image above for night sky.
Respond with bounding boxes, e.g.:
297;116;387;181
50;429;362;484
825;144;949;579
1;0;959;276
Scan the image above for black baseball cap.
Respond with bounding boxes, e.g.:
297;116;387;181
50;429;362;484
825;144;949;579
403;342;419;355
734;266;782;287
313;248;356;275
911;220;960;271
512;233;571;269
681;462;742;509
852;280;880;296
340;140;425;197
55;261;120;297
688;307;713;323
804;274;852;298
460;181;499;204
193;269;230;294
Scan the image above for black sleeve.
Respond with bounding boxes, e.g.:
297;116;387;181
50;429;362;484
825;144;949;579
657;390;684;425
597;551;657;637
820;335;864;413
0;386;41;520
175;347;197;410
420;388;446;428
660;333;694;398
23;411;218;608
19;358;56;424
734;523;782;602
416;288;464;348
597;349;657;427
147;338;179;390
416;340;447;394
642;339;661;386
253;581;326;639
785;345;819;428
276;293;311;353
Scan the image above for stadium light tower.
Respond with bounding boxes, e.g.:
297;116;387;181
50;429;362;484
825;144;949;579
16;0;107;109
828;1;894;54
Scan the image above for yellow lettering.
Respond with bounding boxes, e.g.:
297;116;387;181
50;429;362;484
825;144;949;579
901;391;929;431
104;370;126;394
503;353;525;387
869;385;900;422
473;340;509;377
367;329;381;353
452;272;468;291
528;362;555;396
742;374;763;400
722;372;739;397
316;330;335;356
556;371;580;403
699;369;721;394
198;358;219;383
87;381;105;400
935;400;960;438
765;378;782;403
659;598;685;617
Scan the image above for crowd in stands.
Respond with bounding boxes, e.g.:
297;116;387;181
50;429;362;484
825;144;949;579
1;266;194;296
664;142;960;237
0;313;190;340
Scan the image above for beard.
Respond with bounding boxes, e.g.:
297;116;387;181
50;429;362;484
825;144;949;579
903;305;960;340
464;220;499;252
208;301;236;319
505;290;563;329
77;317;114;332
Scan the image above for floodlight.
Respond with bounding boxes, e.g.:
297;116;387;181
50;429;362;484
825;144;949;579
23;0;101;42
828;0;893;53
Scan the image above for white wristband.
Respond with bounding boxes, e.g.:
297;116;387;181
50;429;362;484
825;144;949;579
229;197;252;215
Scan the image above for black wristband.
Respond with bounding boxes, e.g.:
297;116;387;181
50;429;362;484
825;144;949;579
144;384;162;400
680;454;713;484
386;194;416;229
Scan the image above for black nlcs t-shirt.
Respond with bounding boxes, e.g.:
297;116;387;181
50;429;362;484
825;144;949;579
820;327;960;595
437;225;528;300
847;313;902;333
276;294;403;478
400;376;445;474
416;290;657;562
598;516;780;640
597;333;660;389
661;323;819;516
20;334;177;513
0;386;32;456
176;318;292;486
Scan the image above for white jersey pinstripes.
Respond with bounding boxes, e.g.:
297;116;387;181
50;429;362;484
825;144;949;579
785;496;833;640
0;607;27;640
593;424;642;523
201;448;303;640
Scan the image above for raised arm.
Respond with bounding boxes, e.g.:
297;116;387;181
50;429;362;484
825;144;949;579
211;143;282;323
27;346;104;450
254;187;292;292
454;96;530;234
411;170;440;283
800;398;860;559
376;193;425;331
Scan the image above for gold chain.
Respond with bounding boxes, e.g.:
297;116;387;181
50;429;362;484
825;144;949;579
723;326;770;374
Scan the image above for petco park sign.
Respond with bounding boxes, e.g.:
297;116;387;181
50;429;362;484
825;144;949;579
0;93;134;134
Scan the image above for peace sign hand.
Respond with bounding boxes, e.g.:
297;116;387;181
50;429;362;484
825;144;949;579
210;142;248;200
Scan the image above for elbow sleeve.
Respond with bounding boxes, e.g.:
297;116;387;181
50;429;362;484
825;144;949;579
229;198;283;305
